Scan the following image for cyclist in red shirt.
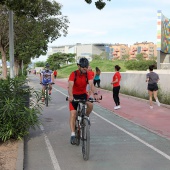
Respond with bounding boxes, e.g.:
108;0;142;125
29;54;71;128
111;65;121;110
68;58;99;145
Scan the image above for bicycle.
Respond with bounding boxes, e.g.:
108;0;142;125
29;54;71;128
66;96;102;160
40;82;54;107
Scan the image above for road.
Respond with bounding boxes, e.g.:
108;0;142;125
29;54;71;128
24;74;170;170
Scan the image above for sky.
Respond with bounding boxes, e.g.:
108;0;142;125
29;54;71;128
33;0;170;62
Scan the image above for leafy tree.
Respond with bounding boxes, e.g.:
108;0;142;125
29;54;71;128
47;52;75;70
0;1;69;78
136;53;144;61
92;54;101;60
85;0;111;10
35;61;46;67
0;0;41;17
121;54;130;61
100;51;109;60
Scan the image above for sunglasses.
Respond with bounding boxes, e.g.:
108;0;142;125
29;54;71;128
81;66;88;69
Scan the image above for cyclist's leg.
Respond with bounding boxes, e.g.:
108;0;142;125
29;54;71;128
86;101;93;116
70;110;77;134
70;110;77;144
49;84;52;95
42;85;45;102
69;102;78;144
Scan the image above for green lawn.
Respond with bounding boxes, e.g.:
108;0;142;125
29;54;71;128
58;60;126;78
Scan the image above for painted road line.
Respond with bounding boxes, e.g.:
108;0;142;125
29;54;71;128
92;111;170;161
40;125;61;170
50;85;170;161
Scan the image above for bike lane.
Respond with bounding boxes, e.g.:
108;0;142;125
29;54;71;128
55;78;170;140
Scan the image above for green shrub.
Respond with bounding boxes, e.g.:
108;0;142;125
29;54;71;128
0;76;42;142
125;60;156;71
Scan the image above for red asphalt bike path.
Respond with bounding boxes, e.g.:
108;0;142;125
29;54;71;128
54;78;170;140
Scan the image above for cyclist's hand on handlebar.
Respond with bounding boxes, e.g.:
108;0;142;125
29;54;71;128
51;82;55;84
93;94;100;102
68;96;74;102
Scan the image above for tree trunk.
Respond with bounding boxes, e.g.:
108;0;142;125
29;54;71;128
0;46;7;79
14;59;19;76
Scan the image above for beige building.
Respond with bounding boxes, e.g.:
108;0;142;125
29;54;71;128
110;44;129;60
129;42;157;60
111;42;157;60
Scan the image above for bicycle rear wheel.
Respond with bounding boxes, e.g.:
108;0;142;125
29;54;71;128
75;120;80;146
45;88;48;107
81;118;90;161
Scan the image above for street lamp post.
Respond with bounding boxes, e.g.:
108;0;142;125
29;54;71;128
9;10;14;78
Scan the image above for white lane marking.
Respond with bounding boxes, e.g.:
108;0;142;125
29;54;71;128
92;111;170;161
42;84;170;161
40;125;61;170
57;105;67;110
53;87;67;96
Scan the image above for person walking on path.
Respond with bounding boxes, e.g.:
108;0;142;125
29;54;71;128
94;67;101;88
146;65;160;109
53;70;57;79
111;65;121;110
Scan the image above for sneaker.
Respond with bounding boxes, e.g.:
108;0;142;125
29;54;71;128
70;136;76;145
156;100;160;106
117;105;121;109
49;91;51;95
114;106;118;110
150;106;153;109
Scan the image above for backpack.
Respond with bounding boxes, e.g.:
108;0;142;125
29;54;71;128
74;71;88;83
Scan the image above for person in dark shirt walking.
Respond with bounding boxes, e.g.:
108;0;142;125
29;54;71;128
146;65;160;109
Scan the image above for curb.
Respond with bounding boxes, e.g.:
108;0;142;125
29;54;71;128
16;140;24;170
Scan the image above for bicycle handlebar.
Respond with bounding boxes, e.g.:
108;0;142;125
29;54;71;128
66;96;102;102
40;82;55;85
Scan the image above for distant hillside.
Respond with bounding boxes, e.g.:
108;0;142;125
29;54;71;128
58;60;126;78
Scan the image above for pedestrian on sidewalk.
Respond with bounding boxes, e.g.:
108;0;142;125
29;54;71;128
53;70;57;79
111;65;121;110
94;67;101;88
146;65;160;109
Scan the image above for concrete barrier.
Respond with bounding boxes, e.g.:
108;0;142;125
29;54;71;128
100;70;170;97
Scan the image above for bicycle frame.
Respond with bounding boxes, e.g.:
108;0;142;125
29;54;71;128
44;84;49;107
66;97;102;161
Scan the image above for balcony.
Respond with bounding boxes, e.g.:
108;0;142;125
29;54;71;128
130;52;135;55
142;47;148;51
113;52;117;55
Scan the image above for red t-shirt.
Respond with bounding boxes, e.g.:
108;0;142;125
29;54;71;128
88;70;95;79
69;70;93;94
53;70;57;76
112;72;121;87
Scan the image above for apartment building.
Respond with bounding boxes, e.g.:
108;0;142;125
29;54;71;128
129;41;157;60
110;44;129;60
48;42;157;61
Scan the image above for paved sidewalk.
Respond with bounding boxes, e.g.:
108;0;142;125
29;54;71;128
55;78;170;140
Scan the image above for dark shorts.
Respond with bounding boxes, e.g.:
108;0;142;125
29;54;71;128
69;93;87;111
147;83;158;91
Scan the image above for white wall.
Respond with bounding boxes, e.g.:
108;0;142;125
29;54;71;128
100;71;170;95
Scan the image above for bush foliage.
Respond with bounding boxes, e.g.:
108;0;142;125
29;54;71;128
0;76;42;142
124;60;157;71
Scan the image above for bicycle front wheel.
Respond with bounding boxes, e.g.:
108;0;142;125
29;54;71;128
81;118;90;161
75;120;80;146
45;89;48;107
